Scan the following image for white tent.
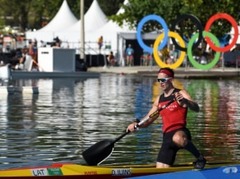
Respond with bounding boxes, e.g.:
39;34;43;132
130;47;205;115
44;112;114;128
85;0;134;43
85;0;159;65
56;0;108;44
26;0;78;42
81;0;135;55
84;20;135;53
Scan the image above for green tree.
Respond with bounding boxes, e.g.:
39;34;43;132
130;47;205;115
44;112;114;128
0;0;124;31
30;0;63;29
0;0;64;31
111;0;240;38
98;0;124;16
0;0;33;31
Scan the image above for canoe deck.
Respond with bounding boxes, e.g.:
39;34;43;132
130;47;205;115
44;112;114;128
0;162;239;178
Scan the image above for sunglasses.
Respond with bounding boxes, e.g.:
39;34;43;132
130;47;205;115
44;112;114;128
157;78;171;83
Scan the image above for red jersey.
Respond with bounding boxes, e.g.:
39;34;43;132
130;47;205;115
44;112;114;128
158;88;187;133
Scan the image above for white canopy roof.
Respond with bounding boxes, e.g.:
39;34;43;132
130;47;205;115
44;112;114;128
84;0;135;51
58;0;134;49
67;0;107;32
56;0;108;42
26;0;78;42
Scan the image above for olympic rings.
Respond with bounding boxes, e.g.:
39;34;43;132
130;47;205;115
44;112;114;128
136;12;239;70
153;31;186;69
171;14;203;52
137;14;169;53
187;31;221;70
204;13;239;52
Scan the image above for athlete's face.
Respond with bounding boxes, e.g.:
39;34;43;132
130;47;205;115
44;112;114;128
157;73;172;90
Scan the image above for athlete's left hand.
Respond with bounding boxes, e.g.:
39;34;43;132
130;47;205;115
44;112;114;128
175;92;188;106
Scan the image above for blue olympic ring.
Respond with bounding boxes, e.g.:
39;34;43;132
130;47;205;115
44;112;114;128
136;14;169;53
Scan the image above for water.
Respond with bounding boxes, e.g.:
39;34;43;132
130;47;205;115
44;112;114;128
0;74;239;169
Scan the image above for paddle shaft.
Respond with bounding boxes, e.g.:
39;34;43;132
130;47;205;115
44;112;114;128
112;131;130;144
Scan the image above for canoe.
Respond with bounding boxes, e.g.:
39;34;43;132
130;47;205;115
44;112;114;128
0;162;239;178
128;164;240;179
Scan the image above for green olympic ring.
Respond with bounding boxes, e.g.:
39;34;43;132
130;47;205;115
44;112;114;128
187;31;221;70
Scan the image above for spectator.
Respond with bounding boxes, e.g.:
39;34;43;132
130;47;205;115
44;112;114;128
142;50;151;66
15;47;33;71
28;39;37;60
12;49;23;69
53;36;62;47
107;51;115;66
98;36;103;53
125;44;134;66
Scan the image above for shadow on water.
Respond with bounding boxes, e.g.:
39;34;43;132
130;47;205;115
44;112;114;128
0;74;239;169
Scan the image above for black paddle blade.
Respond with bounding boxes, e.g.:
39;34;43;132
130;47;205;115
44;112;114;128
82;139;114;166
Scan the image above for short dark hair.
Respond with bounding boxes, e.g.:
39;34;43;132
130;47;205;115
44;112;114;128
158;67;174;78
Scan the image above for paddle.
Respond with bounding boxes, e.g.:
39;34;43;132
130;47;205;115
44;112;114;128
82;99;175;166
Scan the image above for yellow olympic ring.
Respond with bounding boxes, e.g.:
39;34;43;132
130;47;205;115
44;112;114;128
153;31;186;69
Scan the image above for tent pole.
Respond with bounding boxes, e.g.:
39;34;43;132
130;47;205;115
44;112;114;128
80;0;85;61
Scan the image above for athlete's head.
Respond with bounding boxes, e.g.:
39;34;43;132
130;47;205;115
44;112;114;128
157;68;174;90
158;68;174;78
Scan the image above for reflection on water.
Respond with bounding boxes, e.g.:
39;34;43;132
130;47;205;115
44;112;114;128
0;74;239;169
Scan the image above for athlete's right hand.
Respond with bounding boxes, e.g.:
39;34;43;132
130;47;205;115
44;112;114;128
126;122;137;132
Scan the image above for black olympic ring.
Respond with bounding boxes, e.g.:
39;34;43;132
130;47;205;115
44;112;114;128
170;14;203;51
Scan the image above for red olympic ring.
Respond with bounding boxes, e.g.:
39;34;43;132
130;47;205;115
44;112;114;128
205;13;239;52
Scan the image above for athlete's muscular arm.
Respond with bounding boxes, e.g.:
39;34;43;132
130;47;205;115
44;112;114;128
127;96;160;132
140;96;160;127
175;89;200;112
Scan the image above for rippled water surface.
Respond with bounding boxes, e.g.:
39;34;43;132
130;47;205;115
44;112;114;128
0;74;239;169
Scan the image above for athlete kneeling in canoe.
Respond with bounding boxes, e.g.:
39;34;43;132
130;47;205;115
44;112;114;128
127;67;206;169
